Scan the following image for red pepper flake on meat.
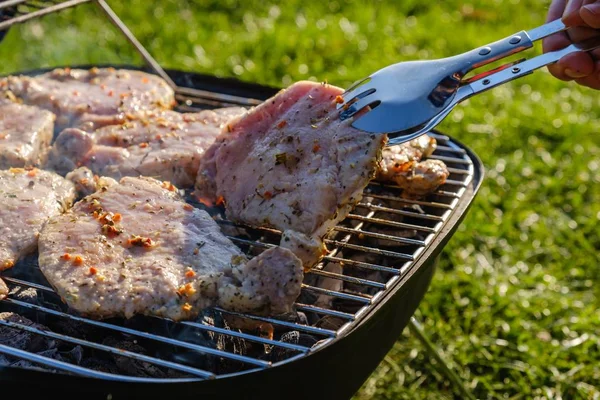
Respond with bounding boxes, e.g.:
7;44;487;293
73;255;84;266
126;235;156;248
27;169;37;177
155;134;162;141
108;90;114;97
72;90;80;97
1;260;14;270
177;283;197;297
335;95;344;104
183;204;194;212
139;142;149;148
185;270;196;278
161;181;177;192
113;213;122;222
181;303;193;312
89;267;98;275
263;191;273;200
277;120;288;129
100;84;106;90
312;144;320;153
142;77;149;84
61;253;71;261
120;93;129;99
215;196;225;206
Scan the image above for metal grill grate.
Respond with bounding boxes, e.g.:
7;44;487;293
0;103;475;380
0;0;477;383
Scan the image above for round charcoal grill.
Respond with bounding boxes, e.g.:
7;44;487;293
0;2;484;399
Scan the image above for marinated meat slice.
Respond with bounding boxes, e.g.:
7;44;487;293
1;68;175;133
393;159;450;197
47;108;246;188
376;134;449;197
0;168;76;271
38;176;303;321
0;278;7;300
195;81;386;269
0;103;55;168
377;134;437;182
65;166;118;197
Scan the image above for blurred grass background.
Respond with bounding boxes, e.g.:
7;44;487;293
1;0;599;398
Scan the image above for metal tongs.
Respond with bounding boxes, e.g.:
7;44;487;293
336;18;600;146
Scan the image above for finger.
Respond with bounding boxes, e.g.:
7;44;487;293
581;2;600;28
549;52;596;80
547;0;568;21
566;26;600;42
574;65;600;89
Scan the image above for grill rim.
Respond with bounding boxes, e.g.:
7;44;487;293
0;65;485;387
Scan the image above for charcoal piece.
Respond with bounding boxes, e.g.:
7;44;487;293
0;312;55;352
314;316;346;331
61;345;84;365
103;336;168;378
269;331;319;362
8;285;39;304
0;355;9;366
80;357;121;374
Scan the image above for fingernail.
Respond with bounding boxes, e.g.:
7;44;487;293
583;3;600;15
565;68;587;78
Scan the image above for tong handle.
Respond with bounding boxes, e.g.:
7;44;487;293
468;35;600;95
448;18;568;76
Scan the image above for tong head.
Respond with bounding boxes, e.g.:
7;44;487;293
335;17;585;146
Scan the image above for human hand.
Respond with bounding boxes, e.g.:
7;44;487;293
542;0;600;89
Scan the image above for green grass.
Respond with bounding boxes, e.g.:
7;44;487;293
1;1;599;398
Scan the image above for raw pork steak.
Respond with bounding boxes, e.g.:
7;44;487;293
195;81;386;269
0;102;55;168
1;68;175;133
38;176;303;321
47;107;246;188
0;168;76;271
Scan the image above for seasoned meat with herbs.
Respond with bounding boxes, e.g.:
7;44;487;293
376;134;449;197
38;176;303;321
377;134;437;182
65;166;118;198
48;108;246;188
0;278;7;300
195;81;386;269
0;168;76;271
0;103;55;168
392;159;450;197
1;68;175;133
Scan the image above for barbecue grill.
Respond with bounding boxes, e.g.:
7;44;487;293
0;1;484;398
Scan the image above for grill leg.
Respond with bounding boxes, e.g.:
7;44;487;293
408;317;475;399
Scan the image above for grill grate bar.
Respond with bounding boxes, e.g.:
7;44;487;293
323;239;415;261
1;298;272;368
213;308;337;337
227;236;275;249
428;154;471;165
434;145;466;154
295;303;355;320
0;319;214;378
175;87;261;107
364;192;453;209
322;256;401;274
306;269;386;289
300;284;372;304
446;167;471;175
442;179;468;187
0;343;200;383
427;132;450;141
347;213;436;233
332;226;426;246
179;321;309;353
356;202;444;221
